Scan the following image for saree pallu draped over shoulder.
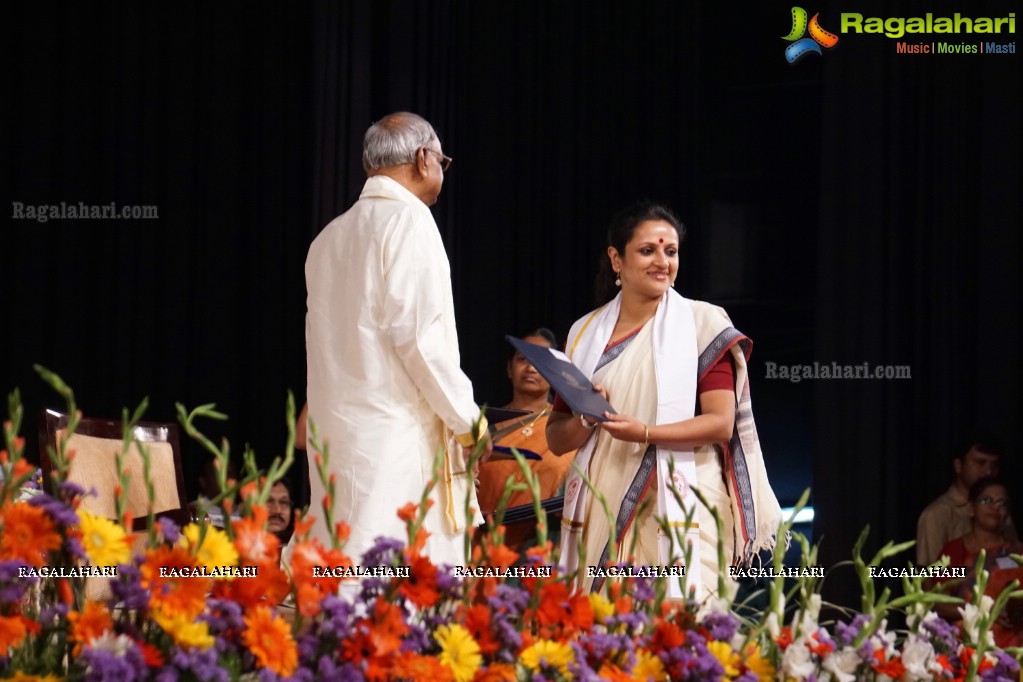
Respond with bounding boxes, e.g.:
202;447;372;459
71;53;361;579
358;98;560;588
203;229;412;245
558;290;781;600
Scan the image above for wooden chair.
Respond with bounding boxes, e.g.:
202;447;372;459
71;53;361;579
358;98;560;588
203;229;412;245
38;409;191;530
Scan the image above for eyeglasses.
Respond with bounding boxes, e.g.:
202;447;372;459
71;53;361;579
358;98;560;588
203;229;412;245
977;496;1009;508
423;148;452;172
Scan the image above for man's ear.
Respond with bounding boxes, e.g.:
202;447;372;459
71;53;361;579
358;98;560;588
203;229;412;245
415;147;429;178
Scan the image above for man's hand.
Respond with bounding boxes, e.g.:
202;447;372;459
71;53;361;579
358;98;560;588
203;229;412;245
465;436;493;479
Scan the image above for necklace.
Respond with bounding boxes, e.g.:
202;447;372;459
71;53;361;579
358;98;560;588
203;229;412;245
515;405;551;437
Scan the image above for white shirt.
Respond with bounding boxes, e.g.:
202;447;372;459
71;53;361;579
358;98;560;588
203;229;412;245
305;175;481;566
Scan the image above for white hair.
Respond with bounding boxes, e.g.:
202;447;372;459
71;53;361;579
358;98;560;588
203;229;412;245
362;112;439;172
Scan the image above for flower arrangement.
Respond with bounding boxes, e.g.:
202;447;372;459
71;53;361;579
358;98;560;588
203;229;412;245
1;368;1021;681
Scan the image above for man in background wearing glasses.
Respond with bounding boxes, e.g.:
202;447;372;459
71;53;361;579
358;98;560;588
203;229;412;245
303;112;489;577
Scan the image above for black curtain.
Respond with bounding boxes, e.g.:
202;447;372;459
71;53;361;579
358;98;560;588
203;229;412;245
812;1;1020;601
6;3;314;494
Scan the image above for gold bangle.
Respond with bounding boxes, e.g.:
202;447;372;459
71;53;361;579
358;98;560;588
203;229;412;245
643;424;649;445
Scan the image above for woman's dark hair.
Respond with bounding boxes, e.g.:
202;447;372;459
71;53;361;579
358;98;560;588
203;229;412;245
509;327;557;360
593;201;686;306
968;475;1009;504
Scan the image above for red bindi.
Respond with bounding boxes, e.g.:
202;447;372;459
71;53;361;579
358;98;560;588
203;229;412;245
658;238;664;243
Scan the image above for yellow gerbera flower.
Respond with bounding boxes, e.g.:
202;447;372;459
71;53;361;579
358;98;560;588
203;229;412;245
742;643;777;681
434;623;482;682
633;649;667;681
520;639;574;677
181;523;239;579
153;610;214;650
707;640;741;678
77;510;131;567
588;592;615;623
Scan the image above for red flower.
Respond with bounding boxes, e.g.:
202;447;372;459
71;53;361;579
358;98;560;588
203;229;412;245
463;605;500;656
871;649;906;679
400;554;441;609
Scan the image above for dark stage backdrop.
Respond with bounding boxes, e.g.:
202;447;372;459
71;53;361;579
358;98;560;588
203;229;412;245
6;1;1019;603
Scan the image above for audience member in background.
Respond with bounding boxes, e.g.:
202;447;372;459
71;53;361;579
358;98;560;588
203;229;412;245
917;437;1016;565
935;477;1022;648
476;328;578;551
267;479;295;548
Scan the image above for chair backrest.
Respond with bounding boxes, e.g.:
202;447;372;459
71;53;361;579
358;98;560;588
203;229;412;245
38;409;190;529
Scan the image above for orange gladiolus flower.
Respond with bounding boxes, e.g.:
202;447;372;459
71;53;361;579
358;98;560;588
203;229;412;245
67;601;113;654
291;509;315;540
289;536;352;617
140;545;210;619
397;501;418;523
232;506;279;563
0;502;62;566
242;605;298;678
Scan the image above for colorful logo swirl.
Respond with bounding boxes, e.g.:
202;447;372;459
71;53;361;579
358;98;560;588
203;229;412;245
782;7;839;63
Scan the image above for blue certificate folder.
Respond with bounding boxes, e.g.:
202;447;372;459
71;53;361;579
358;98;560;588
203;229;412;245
505;335;616;422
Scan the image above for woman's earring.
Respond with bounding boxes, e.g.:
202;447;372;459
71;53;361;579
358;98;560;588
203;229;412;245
614;271;621;287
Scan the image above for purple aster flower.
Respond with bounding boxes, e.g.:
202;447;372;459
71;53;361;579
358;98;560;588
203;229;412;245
981;650;1021;682
65;535;87;561
40;603;69;622
702;610;740;641
201;597;245;634
358;536;404;567
834;613;871;647
167;646;229;682
60;479;89;498
567;640;604;682
80;643;146;682
28;491;80;526
109;563;149;611
0;560;37;603
735;672;760;682
491;615;524;658
154;668;179;682
631;574;657;601
158;516;181;543
401;621;432;653
313;594;354;641
922;613;961;653
258;669;281;682
433;565;460;596
488;582;530;614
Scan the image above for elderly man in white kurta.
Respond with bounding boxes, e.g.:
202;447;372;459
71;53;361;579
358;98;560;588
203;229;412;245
305;112;488;568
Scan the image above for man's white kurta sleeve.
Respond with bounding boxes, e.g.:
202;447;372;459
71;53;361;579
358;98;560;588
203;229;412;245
379;209;479;436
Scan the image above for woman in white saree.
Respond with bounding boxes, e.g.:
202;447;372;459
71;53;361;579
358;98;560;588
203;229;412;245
547;203;781;600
